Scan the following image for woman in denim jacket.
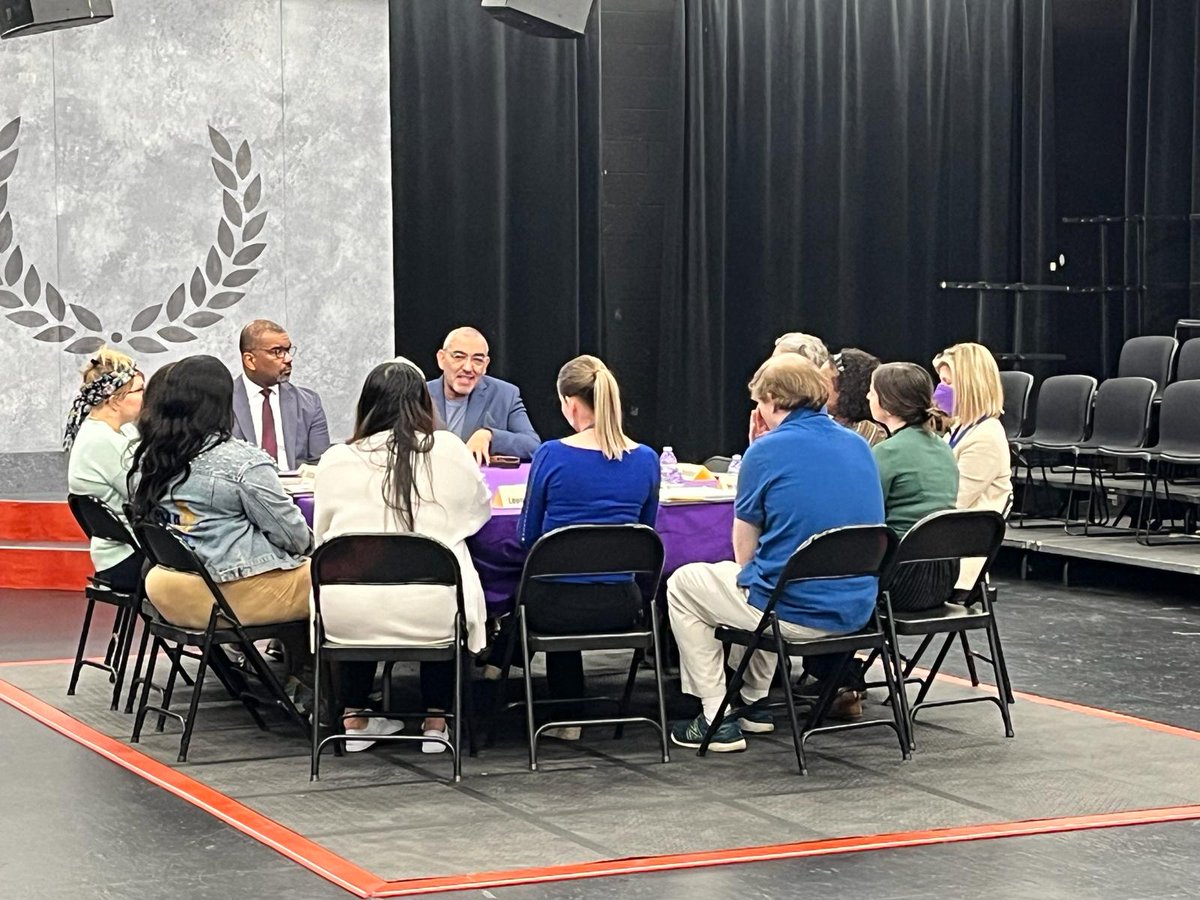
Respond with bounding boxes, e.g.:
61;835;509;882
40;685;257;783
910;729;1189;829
128;355;313;632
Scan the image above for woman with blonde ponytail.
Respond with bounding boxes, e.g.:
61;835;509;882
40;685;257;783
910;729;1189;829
512;355;660;737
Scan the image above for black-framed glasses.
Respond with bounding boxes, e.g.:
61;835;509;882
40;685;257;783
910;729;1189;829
448;350;488;366
256;344;297;360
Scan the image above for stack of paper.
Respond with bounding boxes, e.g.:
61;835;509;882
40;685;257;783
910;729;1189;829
659;485;738;504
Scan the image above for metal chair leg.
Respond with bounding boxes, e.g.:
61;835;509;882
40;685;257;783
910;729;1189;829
110;602;139;710
613;649;643;740
124;613;153;714
649;604;670;763
157;643;184;733
452;630;463;783
519;611;539;771
177;634;213;763
131;637;161;743
67;596;98;695
959;632;980;687
986;621;1015;738
774;625;807;775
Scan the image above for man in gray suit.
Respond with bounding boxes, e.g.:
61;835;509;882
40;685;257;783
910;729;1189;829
231;319;330;470
428;326;541;462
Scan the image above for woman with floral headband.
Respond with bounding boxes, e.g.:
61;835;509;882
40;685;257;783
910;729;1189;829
65;347;146;592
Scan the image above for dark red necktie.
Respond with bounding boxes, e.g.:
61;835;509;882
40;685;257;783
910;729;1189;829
260;388;278;462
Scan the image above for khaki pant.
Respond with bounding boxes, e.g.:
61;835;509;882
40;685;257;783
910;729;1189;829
667;560;833;703
145;560;311;631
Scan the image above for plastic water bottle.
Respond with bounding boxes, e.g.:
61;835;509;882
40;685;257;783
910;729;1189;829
728;453;742;475
659;446;684;485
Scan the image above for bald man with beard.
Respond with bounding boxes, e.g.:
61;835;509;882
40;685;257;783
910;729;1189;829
427;326;542;463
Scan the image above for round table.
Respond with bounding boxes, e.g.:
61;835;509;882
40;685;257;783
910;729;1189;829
294;463;735;616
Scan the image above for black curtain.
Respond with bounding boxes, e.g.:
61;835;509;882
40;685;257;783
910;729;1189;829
390;1;597;438
1124;0;1200;338
657;0;1056;460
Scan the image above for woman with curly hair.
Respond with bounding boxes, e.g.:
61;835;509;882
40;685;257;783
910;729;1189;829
65;347;145;591
827;348;885;446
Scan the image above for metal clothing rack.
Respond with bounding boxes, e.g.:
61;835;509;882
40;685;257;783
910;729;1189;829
940;212;1200;373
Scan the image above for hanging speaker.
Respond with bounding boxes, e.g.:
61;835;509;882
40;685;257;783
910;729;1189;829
1;0;113;39
481;0;593;38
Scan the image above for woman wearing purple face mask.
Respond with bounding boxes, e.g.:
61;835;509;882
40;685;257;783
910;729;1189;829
932;351;955;417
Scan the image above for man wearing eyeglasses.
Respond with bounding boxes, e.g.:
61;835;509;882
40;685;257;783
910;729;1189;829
231;319;330;470
427;326;541;463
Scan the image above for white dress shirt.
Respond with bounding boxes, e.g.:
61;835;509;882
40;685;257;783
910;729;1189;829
248;384;289;469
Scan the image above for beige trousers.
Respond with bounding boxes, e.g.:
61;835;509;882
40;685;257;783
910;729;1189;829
145;560;311;630
667;560;833;703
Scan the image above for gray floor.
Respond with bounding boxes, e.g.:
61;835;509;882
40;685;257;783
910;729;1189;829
2;557;1200;897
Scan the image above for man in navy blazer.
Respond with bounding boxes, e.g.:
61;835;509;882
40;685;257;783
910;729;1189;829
231;319;331;470
427;326;541;462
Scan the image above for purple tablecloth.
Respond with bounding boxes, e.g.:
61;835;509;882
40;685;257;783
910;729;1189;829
294;462;734;616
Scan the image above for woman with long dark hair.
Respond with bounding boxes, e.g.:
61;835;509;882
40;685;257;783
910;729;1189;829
312;358;490;752
128;354;312;632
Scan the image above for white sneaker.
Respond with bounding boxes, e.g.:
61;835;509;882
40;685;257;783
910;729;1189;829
344;717;404;753
421;725;450;754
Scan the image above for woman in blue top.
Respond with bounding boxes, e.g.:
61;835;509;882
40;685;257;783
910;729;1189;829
515;354;659;733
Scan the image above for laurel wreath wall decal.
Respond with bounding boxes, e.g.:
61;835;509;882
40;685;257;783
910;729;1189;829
0;118;268;354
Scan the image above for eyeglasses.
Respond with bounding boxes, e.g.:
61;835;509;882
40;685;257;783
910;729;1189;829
256;345;297;360
447;351;488;366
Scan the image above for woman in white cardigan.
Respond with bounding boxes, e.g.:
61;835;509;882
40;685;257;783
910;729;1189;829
312;358;491;752
940;343;1013;590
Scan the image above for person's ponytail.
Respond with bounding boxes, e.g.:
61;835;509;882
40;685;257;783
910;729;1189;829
591;366;627;460
557;354;629;460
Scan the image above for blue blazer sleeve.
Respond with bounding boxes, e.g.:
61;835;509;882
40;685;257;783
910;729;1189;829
300;387;331;461
485;382;542;459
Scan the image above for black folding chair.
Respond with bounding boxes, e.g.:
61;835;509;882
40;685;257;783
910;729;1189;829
130;522;307;762
65;494;143;710
699;525;905;775
1117;335;1178;398
1062;376;1157;536
494;524;668;771
877;510;1013;745
1099;381;1200;546
310;533;471;783
703;455;733;474
1011;374;1097;525
999;370;1034;440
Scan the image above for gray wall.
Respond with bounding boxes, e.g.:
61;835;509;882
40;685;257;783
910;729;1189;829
0;0;392;493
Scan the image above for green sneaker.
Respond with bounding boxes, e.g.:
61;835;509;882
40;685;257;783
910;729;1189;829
670;713;747;752
735;697;775;734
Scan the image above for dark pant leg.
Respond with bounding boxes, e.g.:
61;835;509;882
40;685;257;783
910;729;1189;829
524;581;642;718
420;660;455;711
335;661;376;710
887;560;959;612
94;550;146;594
